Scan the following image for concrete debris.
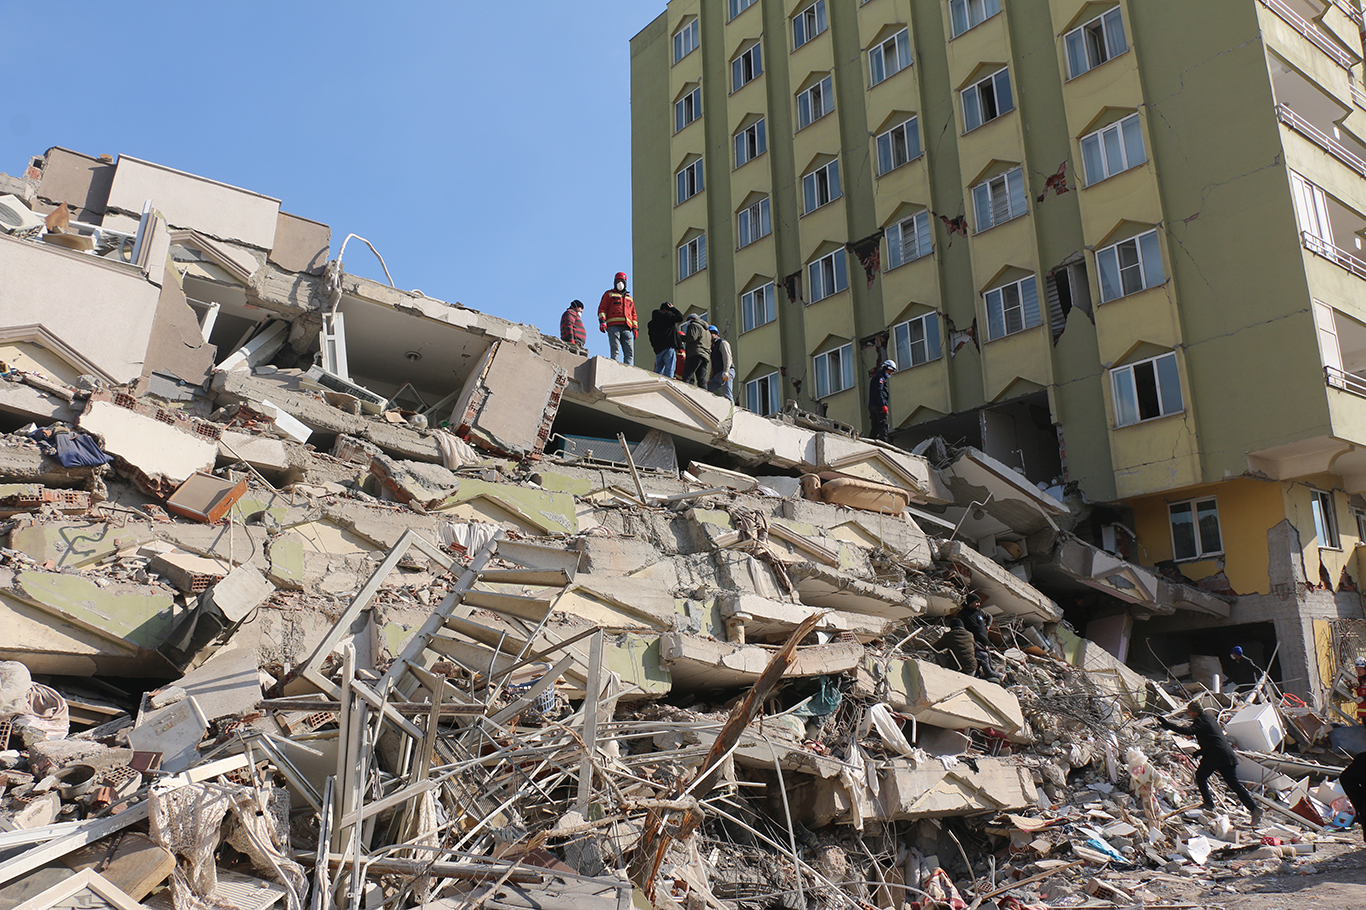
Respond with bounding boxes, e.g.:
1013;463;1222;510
0;146;1359;910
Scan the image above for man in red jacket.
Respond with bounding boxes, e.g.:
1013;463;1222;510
598;272;638;365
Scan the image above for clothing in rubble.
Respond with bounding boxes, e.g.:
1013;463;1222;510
935;619;978;675
707;328;734;402
680;315;710;387
868;360;896;442
648;302;685;376
1340;750;1366;841
560;300;587;347
1159;707;1260;818
598;272;638;365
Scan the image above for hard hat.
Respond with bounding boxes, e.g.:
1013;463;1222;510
708;325;719;334
615;272;628;283
881;359;897;371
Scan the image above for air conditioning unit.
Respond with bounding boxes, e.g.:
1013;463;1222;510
0;195;45;233
302;365;388;415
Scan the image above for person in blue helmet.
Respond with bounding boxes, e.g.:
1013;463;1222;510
1225;646;1261;689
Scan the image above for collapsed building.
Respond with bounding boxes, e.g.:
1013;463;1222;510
0;147;1361;909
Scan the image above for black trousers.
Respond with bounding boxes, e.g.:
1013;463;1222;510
1196;757;1257;813
870;412;889;441
1340;752;1366;827
680;355;708;387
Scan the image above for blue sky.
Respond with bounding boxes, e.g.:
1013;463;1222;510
0;1;659;360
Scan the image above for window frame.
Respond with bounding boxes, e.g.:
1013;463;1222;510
885;210;933;269
893;312;943;369
677;234;707;282
1313;488;1342;550
674;86;702;134
675;158;704;206
734;118;768;169
802;159;842;214
961;66;1014;133
983;275;1042;342
747;371;783;416
813;343;856;399
1168;496;1223;561
1080;113;1146;186
971;167;1027;231
1110;351;1183;427
741;282;778;333
949;0;1001;38
793;0;829;50
876;116;922;175
797;75;834;130
1353;505;1366;542
673;18;699;65
1065;6;1127;80
728;0;759;22
1096;229;1164;303
737;197;772;249
869;28;912;86
731;42;763;94
807;249;849;303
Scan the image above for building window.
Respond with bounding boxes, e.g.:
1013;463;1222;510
869;29;912;85
1169;497;1222;561
1081;113;1145;185
1313;488;1341;549
876;116;921;174
808;249;849;302
886;210;932;268
813;343;856;398
742;282;777;332
950;0;1001;38
793;0;828;49
729;0;758;21
1354;506;1366;541
747;371;783;416
673;19;699;64
984;275;1041;341
735;119;768;168
676;158;704;205
678;235;707;282
797;75;834;129
893;312;942;369
675;87;701;133
1111;351;1181;426
737;197;771;248
1066;6;1127;79
1097;230;1164;302
972;167;1027;231
802;160;842;213
732;43;763;93
961;67;1013;133
1291;171;1334;247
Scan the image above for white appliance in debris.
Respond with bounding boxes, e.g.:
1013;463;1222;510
0;195;45;233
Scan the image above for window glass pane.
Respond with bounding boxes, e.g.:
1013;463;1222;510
828;161;841;200
995;69;1013;114
1066;30;1086;78
898;31;911;69
906;119;921;159
985;289;1005;340
925;314;942;361
760;199;770;235
840;346;855;390
1097;247;1120;302
1134;360;1160;419
915;211;932;258
677;171;685;205
1156;353;1182;415
1021;276;1041;327
834;249;847;291
1121;114;1145;167
985;0;1000;18
951;0;968;36
698;235;706;269
894;323;911;367
1003;285;1023;334
814;355;829;398
1139;230;1164;288
1113;367;1138;426
732;58;742;91
816;0;826;32
1196;500;1221;554
886;223;903;269
753;45;762;77
803;174;816;213
1102;126;1124;173
747;381;759;412
973;184;991;229
877;133;893;175
871;49;885;85
963;86;981;132
1104;7;1127;58
1118;241;1142;295
1007;169;1026;219
1170;502;1196;560
756;119;766;153
1082;135;1104;186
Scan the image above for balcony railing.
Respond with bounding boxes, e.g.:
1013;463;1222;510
1330;0;1364;27
1354;79;1366;109
1260;0;1355;69
1277;102;1366;176
1327;364;1366;397
1304;229;1366;278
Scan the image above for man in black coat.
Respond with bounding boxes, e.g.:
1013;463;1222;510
868;359;896;441
934;618;978;675
648;302;685;376
1159;702;1262;824
958;593;1001;682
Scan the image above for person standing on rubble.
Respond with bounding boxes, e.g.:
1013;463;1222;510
1157;702;1263;825
648;301;685;376
707;326;734;402
1224;646;1261;690
868;360;896;442
934;617;978;675
680;314;710;387
958;593;1002;683
598;272;638;365
560;299;587;348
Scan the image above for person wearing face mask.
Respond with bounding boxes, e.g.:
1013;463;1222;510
598;272;638;365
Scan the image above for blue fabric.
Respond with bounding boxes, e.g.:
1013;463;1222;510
707;373;734;402
606;326;634;364
654;347;676;377
54;433;111;468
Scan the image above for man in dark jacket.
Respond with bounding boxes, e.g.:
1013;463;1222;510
868;359;896;441
648;302;685;376
958;593;1001;682
560;299;587;347
1224;646;1261;689
707;325;734;401
680;315;710;387
934;618;977;675
1158;702;1262;823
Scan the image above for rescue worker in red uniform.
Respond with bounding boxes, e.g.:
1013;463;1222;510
598;272;638;365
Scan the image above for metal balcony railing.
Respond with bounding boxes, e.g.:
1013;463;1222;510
1330;0;1364;27
1304;230;1366;279
1277;103;1366;176
1327;364;1366;397
1260;0;1355;69
1354;80;1366;109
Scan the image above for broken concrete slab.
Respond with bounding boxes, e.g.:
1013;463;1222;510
718;593;893;643
450;341;567;460
77;395;217;496
171;644;262;722
1042;535;1230;619
435;478;578;537
9;520;148;570
789;563;927;620
938;540;1062;624
799;756;1035;826
148;552;232;594
880;657;1026;738
686;461;759;492
266;534;305;590
807;433;951;504
370;455;460;510
217;430;291;476
939;447;1070;538
659;632;862;689
205;564;274;624
0;444;102;488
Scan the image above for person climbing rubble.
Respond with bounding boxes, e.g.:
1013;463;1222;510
868;359;896;442
1224;645;1261;690
598;271;638;364
707;325;734;402
958;592;1002;683
1157;701;1263;825
647;301;684;376
680;313;710;387
559;299;587;348
934;617;977;675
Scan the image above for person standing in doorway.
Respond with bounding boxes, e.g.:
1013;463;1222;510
648;301;684;376
680;314;710;387
869;359;897;442
1158;702;1263;825
707;325;734;401
598;272;638;365
560;299;586;348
